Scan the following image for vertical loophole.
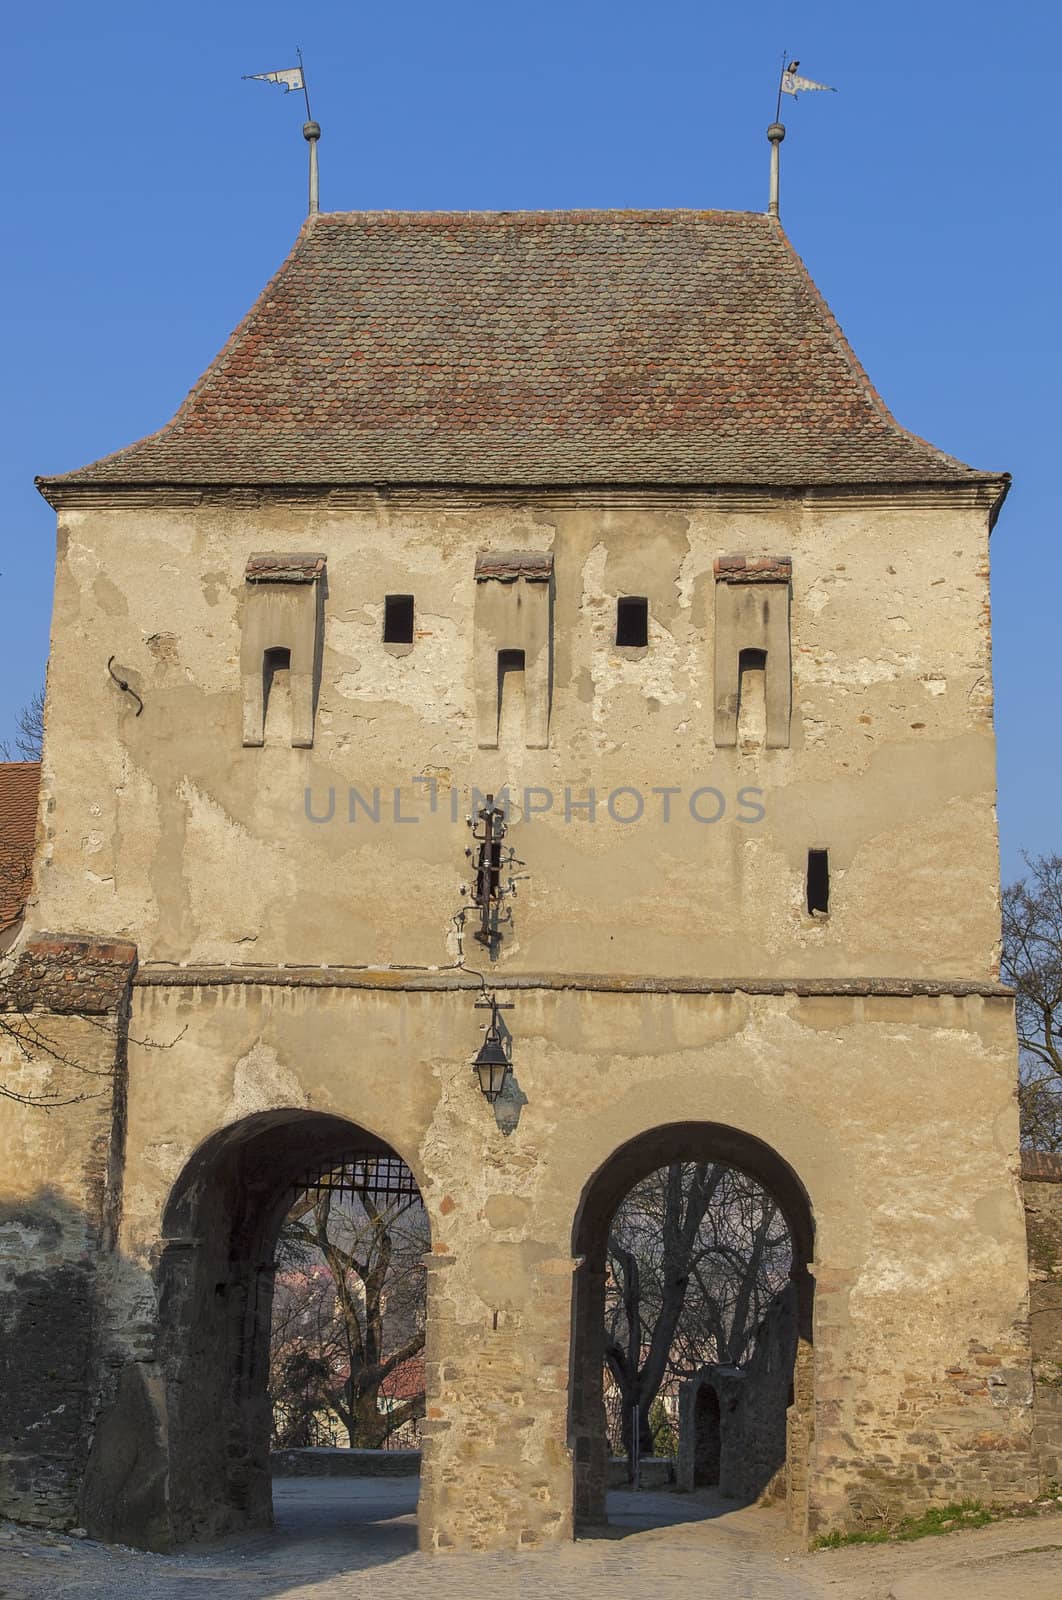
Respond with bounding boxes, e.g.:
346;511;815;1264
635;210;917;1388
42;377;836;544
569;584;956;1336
497;649;526;745
737;648;767;748
806;849;830;916
262;647;291;744
383;594;415;644
615;597;649;648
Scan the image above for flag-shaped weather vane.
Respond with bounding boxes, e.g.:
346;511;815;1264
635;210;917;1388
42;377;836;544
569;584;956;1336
767;53;836;219
244;48;321;216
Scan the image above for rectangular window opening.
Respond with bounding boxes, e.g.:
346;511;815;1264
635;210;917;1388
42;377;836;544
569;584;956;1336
383;594;415;645
616;596;649;648
807;849;830;916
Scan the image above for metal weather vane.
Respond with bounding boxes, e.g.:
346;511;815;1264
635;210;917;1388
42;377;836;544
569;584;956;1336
243;48;321;216
778;58;837;113
767;52;837;220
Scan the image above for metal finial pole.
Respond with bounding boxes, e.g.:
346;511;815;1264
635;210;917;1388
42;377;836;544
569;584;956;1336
297;49;320;217
304;121;321;215
768;51;788;220
767;122;785;218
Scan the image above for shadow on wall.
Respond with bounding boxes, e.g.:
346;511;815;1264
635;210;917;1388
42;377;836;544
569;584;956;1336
0;1189;109;1532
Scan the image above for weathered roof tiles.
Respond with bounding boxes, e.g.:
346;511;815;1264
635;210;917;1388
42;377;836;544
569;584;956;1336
39;209;998;492
0;762;40;932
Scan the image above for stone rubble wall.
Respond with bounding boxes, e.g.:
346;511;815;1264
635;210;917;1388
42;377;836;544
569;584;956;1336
1022;1152;1062;1490
5;936;138;1014
0;935;136;1529
676;1285;796;1503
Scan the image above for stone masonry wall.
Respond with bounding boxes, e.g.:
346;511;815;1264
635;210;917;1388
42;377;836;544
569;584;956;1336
1023;1152;1062;1488
720;1285;797;1504
5;936;138;1014
0;935;134;1528
676;1285;797;1504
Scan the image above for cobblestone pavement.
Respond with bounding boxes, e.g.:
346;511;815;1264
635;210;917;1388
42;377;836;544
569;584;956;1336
2;1480;1061;1600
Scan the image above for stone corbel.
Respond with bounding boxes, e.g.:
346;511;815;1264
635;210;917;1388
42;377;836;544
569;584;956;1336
713;555;792;749
240;553;326;748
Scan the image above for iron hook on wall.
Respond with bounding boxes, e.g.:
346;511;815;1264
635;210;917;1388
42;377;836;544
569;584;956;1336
107;656;144;717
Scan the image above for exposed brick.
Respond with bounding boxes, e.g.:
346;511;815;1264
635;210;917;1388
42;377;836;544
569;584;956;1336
714;554;793;584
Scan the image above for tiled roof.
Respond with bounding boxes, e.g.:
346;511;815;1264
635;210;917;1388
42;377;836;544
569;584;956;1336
1022;1151;1062;1184
0;762;39;931
379;1356;424;1401
40;210;995;491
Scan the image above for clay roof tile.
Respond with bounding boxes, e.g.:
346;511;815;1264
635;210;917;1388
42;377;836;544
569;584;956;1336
0;762;40;931
39;210;997;492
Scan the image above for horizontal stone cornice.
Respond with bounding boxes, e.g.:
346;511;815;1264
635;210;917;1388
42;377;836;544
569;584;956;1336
132;965;1012;1000
40;481;1007;518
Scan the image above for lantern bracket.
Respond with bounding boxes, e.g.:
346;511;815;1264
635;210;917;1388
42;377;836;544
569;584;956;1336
471;990;514;1105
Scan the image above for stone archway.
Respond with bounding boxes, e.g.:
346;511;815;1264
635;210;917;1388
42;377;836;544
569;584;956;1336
567;1121;814;1538
83;1109;429;1549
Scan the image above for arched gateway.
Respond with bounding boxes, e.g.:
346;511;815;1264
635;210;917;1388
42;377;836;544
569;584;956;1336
0;206;1037;1552
569;1122;814;1535
79;1111;428;1548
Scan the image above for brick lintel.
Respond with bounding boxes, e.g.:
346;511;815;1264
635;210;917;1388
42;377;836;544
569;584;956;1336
714;554;792;584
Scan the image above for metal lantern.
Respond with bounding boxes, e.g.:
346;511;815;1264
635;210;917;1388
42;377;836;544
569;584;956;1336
472;998;511;1103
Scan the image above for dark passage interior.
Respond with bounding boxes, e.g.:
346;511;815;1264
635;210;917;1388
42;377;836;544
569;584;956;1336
693;1386;722;1486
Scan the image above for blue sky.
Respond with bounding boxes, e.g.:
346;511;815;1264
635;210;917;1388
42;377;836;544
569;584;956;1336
1;0;1058;879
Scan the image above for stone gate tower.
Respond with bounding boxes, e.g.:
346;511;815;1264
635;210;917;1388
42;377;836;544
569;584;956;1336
0;209;1035;1549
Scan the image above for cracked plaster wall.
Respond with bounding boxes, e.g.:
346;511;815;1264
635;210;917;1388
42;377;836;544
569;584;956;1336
30;493;1000;980
94;979;1034;1544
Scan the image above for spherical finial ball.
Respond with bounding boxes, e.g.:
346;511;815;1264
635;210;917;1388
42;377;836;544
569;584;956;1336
303;120;321;141
767;122;786;143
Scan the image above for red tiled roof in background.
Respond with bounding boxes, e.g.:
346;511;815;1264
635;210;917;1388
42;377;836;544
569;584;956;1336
0;763;40;931
379;1356;424;1402
1022;1151;1062;1184
38;210;1001;494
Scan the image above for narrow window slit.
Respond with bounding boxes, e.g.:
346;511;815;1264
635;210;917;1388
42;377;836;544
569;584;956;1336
262;647;291;743
616;596;649;648
737;648;767;748
807;849;830;916
383;594;415;644
497;649;526;744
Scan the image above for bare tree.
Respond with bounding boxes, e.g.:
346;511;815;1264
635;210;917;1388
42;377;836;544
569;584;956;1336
1002;853;1062;1150
1;875;128;1108
2;857;182;1111
605;1162;791;1458
270;1184;429;1448
0;687;45;761
270;1258;348;1447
